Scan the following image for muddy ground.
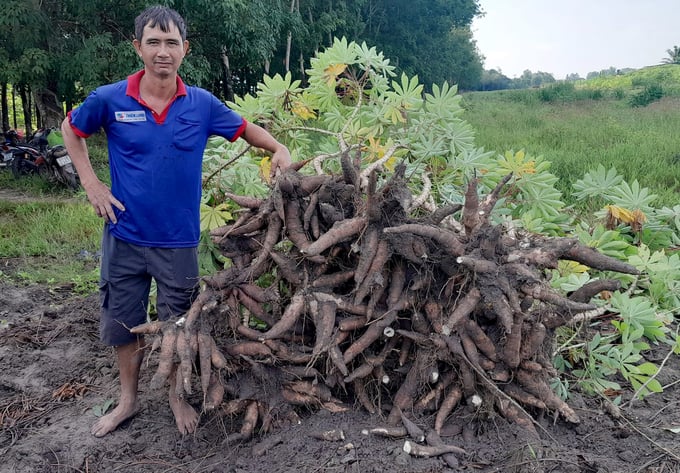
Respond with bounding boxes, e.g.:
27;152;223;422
1;261;680;473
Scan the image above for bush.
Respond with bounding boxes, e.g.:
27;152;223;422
612;88;626;100
629;84;664;107
539;82;605;103
539;82;576;102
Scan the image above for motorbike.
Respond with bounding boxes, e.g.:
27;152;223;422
1;130;29;170
38;144;80;190
2;128;80;190
3;132;45;178
1;142;15;169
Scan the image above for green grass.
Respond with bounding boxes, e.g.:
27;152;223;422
0;137;110;287
462;80;680;208
0;183;103;287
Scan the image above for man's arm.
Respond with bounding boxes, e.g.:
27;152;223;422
61;118;125;223
240;122;292;179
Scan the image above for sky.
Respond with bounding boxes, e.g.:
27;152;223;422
472;0;679;79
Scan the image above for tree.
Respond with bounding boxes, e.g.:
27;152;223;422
0;0;141;128
0;0;485;129
358;0;483;89
661;45;680;65
180;0;288;100
477;69;511;91
506;70;555;90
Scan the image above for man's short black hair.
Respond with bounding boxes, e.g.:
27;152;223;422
134;6;187;41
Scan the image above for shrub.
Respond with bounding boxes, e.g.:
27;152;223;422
539;82;576;102
612;88;626;100
539;82;605;103
629;83;664;107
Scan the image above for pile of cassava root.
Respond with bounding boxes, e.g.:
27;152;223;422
132;156;638;461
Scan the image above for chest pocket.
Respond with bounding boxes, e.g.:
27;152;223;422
172;116;203;151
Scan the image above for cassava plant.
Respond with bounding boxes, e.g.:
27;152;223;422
177;38;680;450
548;167;680;401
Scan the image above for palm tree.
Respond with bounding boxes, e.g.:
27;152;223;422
661;45;680;64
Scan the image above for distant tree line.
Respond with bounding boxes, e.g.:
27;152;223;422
477;65;645;91
0;0;485;134
2;0;676;136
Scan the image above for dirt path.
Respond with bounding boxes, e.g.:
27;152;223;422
1;278;680;473
0;187;81;204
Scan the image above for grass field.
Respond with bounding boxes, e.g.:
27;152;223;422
462;88;680;208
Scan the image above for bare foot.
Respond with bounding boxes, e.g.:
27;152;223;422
169;393;199;435
91;402;138;437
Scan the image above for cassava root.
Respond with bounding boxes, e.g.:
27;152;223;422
137;164;638;447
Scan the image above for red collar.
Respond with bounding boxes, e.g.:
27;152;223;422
125;70;187;100
125;70;187;124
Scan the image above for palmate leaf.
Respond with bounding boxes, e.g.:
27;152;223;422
520;210;566;235
322;106;350;133
495;149;537;177
200;203;232;232
229;72;302;121
258;72;302;103
610;292;668;342
291;101;317;120
323;63;347;86
519;184;565;218
608;180;657;212
307;37;357;72
407;126;448;159
655;205;680;243
424;82;463;120
456;147;496;173
445;119;476;155
553;272;593;293
628;244;672;273
573;224;634;260
303;80;343;113
259;157;272;184
228;92;270;121
383;73;423;123
304;38;358;112
572;165;624;200
355;41;395;77
391;73;424;108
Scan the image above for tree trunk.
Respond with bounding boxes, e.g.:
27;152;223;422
12;87;18;130
285;32;292;72
18;84;33;137
1;82;9;132
221;49;235;103
33;87;64;129
284;0;298;73
35;101;42;130
299;52;307;87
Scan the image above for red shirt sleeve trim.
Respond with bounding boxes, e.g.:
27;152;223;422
67;110;91;138
230;118;247;142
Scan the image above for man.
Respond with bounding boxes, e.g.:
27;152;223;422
61;5;291;437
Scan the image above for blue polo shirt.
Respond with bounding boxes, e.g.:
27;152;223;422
68;70;246;248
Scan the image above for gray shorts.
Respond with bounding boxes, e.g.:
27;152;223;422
99;229;199;346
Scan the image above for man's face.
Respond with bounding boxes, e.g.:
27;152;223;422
133;22;189;78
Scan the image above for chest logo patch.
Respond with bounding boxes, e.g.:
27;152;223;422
115;110;147;122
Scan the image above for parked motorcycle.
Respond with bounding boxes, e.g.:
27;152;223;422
1;129;41;175
1;142;15;169
1;130;26;170
38;144;80;190
2;128;80;190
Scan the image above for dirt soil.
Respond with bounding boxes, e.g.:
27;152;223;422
2;265;680;473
